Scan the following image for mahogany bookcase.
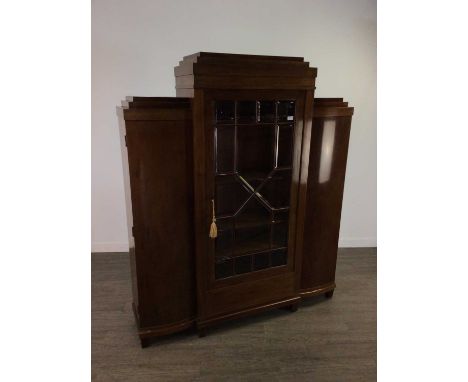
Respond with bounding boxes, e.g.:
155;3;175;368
117;53;354;347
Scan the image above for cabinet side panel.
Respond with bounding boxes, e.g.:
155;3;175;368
301;116;352;290
117;108;139;308
293;89;314;291
126;120;195;328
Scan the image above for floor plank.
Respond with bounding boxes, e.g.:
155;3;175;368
92;248;376;381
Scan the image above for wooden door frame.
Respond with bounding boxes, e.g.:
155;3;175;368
192;88;315;326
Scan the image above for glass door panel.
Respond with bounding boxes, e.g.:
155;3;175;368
237;124;275;181
213;99;296;280
215;126;235;173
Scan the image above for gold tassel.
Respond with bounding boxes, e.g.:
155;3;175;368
209;199;217;239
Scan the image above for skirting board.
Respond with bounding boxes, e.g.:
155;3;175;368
92;238;377;252
91;242;129;252
338;237;377;247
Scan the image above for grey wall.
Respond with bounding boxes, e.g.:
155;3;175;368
91;0;376;251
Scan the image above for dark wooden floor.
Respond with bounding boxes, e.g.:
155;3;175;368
92;248;376;381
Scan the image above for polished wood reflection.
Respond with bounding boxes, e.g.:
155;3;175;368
300;99;354;293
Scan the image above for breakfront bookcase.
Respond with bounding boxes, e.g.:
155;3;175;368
117;52;354;347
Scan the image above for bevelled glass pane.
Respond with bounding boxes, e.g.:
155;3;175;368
216;216;233;231
273;209;289;223
258;101;276;123
235;197;271;227
238;172;265;190
271;249;287;267
237;101;257;123
215;175;250;216
272;221;288;248
234;255;252;274
253;252;270;270
216;101;235;123
215;228;233;257
258;169;292;209
216;125;235;173
215;258;234;279
235;198;271;256
234;224;270;255
276;124;294;168
237;124;275;179
277;101;295;122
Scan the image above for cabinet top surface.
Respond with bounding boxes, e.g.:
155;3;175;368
175;52;317;91
182;52;306;63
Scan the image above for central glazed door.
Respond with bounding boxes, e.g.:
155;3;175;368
195;90;306;326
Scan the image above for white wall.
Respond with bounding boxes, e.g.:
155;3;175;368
91;0;376;251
